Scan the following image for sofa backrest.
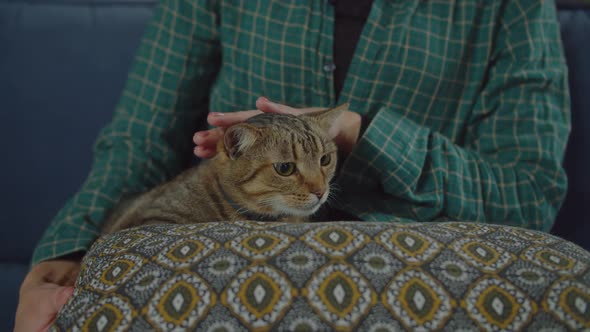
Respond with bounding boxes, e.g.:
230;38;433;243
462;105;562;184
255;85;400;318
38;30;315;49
0;0;157;262
551;5;590;249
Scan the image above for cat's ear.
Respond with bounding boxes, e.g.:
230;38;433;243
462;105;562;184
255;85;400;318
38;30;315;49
223;123;261;160
301;102;349;133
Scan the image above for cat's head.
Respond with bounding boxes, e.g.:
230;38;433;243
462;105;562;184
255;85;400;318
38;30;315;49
216;103;348;218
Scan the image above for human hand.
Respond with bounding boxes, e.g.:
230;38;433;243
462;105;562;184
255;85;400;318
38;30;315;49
193;97;361;158
14;259;81;332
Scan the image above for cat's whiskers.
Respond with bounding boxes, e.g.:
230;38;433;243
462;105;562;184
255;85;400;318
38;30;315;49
256;197;276;208
227;196;276;221
329;182;342;194
255;197;281;216
323;188;345;209
230;206;252;221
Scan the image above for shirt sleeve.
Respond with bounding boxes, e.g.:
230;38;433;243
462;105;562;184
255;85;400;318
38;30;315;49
337;0;571;231
31;0;221;265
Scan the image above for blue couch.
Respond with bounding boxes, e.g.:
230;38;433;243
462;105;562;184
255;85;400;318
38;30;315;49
1;1;588;331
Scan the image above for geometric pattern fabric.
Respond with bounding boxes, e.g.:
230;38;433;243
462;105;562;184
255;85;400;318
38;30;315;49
51;221;590;331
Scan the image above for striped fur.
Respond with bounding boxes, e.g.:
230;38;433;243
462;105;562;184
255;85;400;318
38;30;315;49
101;104;347;234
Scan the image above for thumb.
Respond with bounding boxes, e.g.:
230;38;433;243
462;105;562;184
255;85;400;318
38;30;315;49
22;286;75;332
50;286;74;313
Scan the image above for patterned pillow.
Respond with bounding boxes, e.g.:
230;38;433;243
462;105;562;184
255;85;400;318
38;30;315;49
50;221;590;331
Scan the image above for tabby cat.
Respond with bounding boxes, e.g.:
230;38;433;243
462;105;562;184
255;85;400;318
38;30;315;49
100;103;348;234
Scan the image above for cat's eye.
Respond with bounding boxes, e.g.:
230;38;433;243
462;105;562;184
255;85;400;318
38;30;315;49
320;154;332;166
273;162;296;176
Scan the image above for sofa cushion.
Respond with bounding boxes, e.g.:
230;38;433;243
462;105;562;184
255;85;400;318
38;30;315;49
51;221;590;331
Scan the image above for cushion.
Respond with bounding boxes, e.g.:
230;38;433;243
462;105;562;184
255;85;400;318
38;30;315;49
50;221;590;331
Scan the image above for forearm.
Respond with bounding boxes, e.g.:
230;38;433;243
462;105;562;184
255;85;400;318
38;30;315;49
338;106;568;230
335;0;570;230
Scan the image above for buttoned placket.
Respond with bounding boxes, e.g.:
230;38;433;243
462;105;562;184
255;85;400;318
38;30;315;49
316;0;337;107
316;0;388;114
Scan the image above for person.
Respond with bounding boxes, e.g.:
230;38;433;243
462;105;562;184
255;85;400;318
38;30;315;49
14;0;570;330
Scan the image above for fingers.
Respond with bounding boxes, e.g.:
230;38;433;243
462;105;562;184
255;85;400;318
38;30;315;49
195;106;262;159
205;98;294;129
193;128;224;158
207;109;262;127
205;97;321;131
53;286;75;311
194;98;324;160
193;128;223;147
256;97;296;114
15;260;82;332
38;286;74;332
14;284;75;332
257;97;326;115
194;145;218;159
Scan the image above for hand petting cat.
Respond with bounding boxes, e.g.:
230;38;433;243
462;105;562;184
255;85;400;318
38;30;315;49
193;97;361;159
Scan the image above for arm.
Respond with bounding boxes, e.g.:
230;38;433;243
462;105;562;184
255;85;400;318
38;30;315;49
338;0;570;231
31;0;221;265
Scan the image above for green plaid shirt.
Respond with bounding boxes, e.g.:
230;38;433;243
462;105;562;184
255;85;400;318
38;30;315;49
32;0;570;264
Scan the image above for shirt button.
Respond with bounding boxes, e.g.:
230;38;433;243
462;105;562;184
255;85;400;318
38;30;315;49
323;62;336;73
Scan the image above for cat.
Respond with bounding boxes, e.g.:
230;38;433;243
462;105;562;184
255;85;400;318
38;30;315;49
100;103;348;235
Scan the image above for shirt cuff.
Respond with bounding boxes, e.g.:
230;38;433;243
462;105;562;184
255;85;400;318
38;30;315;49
31;217;98;265
339;106;430;196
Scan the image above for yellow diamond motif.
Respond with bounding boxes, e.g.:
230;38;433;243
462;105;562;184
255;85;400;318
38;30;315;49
378;229;441;264
146;272;214;331
317;271;361;319
84;303;124;331
112;234;146;249
523;246;585;275
464;277;536;331
399;278;442;325
101;260;133;286
230;230;292;260
535;249;575;270
453;238;515;272
475;285;520;329
156;281;199;325
463;242;499;265
100;231;153;256
304;226;367;258
242;234;280;256
224;264;294;329
93;254;144;291
306;263;376;330
81;295;135;331
560;285;590;325
157;237;217;269
238;272;282;319
392;232;428;256
165;240;204;262
315;228;354;252
383;268;453;330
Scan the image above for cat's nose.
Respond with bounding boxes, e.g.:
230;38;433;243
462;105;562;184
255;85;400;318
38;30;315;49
312;190;325;199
